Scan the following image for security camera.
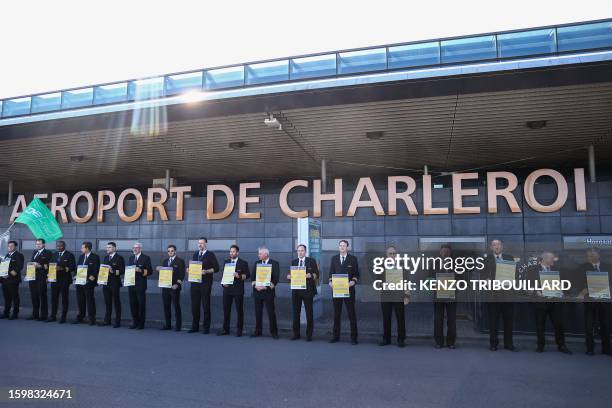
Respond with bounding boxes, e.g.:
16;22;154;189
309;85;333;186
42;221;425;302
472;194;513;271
264;114;282;130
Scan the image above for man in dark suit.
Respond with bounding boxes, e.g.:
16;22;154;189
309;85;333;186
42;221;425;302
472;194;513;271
48;240;76;323
575;248;611;356
28;238;52;321
102;242;124;328
189;237;219;334
73;241;100;326
526;251;571;354
328;239;359;345
379;245;408;348
431;244;458;349
288;244;319;341
158;244;185;331
481;239;517;351
128;242;153;330
0;240;24;319
250;246;280;339
217;244;250;337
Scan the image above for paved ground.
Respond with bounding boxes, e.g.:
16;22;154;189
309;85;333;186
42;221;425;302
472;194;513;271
0;319;610;408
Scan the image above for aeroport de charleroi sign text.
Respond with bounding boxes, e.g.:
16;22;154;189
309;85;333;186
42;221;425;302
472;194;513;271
9;168;588;224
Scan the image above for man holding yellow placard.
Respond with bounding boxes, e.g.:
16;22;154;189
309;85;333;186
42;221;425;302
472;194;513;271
72;242;100;326
127;242;153;330
575;248;611;356
102;242;125;328
482;239;517;352
250;246;280;339
189;237;219;334
0;240;24;320
48;240;76;324
431;245;458;349
218;245;250;337
157;244;185;332
288;244;319;341
379;246;408;348
27;238;52;321
328;240;359;345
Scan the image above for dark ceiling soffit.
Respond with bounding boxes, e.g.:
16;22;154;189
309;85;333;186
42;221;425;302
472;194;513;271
1;61;611;141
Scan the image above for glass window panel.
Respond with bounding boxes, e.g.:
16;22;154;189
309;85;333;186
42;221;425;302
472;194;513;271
94;82;128;105
290;54;337;79
2;97;31;117
204;66;245;90
557;21;612;52
128;77;165;100
441;35;497;64
31;92;62;113
62;87;93;109
338;47;387;74
246;60;289;85
388;41;440;69
165;71;203;95
498;29;556;58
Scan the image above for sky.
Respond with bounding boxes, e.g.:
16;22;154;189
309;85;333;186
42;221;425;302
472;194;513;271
1;0;611;99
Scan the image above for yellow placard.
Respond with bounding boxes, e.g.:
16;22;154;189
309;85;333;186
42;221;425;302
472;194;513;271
26;262;37;281
255;265;272;287
47;263;57;282
158;267;173;288
76;265;88;285
436;272;456;300
495;260;516;282
188;261;202;283
0;260;10;277
385;268;403;285
221;264;236;285
586;271;611;299
98;264;110;286
290;266;307;290
539;271;563;298
124;266;136;287
332;274;350;298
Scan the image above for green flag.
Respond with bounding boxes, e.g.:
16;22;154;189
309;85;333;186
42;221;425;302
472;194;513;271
14;198;63;242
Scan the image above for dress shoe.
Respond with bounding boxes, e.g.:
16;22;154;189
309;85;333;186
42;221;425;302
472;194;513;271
250;333;262;338
217;330;229;336
602;351;612;356
174;327;182;332
447;344;456;349
490;346;498;351
0;315;7;319
586;350;595;356
47;317;56;323
306;336;312;342
291;335;300;341
536;347;544;353
202;328;210;334
38;317;47;322
398;340;406;348
272;334;279;340
351;339;358;345
435;344;443;349
329;338;339;344
128;324;138;329
72;319;83;325
379;340;391;347
59;317;66;324
137;326;144;330
504;346;518;352
26;316;36;320
188;328;198;333
113;323;121;328
235;331;242;337
558;346;572;354
89;321;96;326
98;322;111;327
161;326;171;331
9;315;17;320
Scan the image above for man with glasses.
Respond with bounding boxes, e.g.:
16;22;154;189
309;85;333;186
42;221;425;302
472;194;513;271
128;242;153;330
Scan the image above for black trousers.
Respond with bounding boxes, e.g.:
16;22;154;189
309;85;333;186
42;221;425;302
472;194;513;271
291;290;314;338
50;278;70;319
534;302;565;349
190;280;213;330
584;302;611;353
162;287;182;329
253;291;278;335
434;301;456;346
222;293;243;332
129;286;147;328
487;302;514;347
2;281;19;317
76;283;96;322
381;301;406;342
332;291;358;340
102;278;122;324
29;274;48;319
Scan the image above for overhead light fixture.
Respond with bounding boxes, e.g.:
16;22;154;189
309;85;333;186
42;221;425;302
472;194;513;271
264;113;282;130
229;142;246;150
526;120;547;130
70;155;86;162
366;131;384;140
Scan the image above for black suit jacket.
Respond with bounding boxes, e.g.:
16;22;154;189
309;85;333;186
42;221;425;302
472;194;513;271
53;250;76;283
252;259;280;298
162;256;186;286
290;257;319;295
222;258;250;296
31;248;53;278
2;251;24;284
128;253;153;290
482;253;516;280
191;250;220;283
77;252;101;286
328;253;360;282
103;253;125;284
